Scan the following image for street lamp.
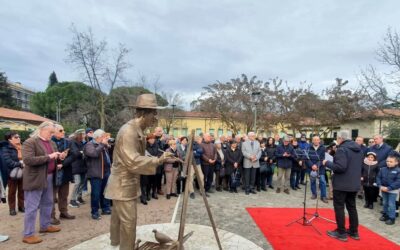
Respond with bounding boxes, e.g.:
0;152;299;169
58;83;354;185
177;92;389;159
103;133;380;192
251;91;261;133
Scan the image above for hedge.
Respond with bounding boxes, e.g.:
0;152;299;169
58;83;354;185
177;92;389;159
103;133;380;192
0;129;31;142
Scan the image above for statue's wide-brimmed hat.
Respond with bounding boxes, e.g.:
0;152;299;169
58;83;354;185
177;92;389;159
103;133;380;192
129;94;166;109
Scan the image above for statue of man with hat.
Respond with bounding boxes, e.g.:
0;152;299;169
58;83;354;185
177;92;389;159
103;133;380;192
104;93;173;250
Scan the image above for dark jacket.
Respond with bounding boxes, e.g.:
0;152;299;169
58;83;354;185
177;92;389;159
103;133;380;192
298;141;310;151
22;137;58;191
275;144;295;169
376;166;400;191
84;141;109;179
52;137;73;184
361;159;379;187
307;144;326;175
265;146;276;165
326;140;363;192
147;142;162;174
215;149;225;171
369;143;393;168
200;142;217;166
259;147;268;167
1;141;22;176
64;139;86;175
192;142;203;165
291;146;302;171
225;147;243;176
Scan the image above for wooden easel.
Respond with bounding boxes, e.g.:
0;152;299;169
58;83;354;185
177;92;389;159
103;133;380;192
177;130;222;250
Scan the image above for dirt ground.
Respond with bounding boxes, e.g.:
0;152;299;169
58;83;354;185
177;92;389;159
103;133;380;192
0;186;177;250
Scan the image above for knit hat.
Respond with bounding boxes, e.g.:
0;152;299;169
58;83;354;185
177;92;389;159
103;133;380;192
366;152;377;160
85;128;94;134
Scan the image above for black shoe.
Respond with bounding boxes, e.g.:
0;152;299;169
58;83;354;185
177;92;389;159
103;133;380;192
345;230;360;240
234;189;238;193
166;194;171;200
368;204;373;209
245;191;250;195
216;187;222;192
152;193;158;199
190;193;195;199
379;215;388;221
300;182;306;185
250;190;257;194
170;193;178;197
327;230;348;242
276;188;281;193
9;209;17;216
256;187;261;192
229;190;234;193
311;195;317;200
261;187;267;191
140;198;148;205
146;194;151;201
101;210;111;215
18;207;25;213
207;189;215;194
269;185;274;189
91;214;101;220
291;187;297;191
296;186;301;189
385;219;395;225
69;200;80;208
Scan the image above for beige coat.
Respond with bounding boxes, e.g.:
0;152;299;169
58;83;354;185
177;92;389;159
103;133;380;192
105;119;159;201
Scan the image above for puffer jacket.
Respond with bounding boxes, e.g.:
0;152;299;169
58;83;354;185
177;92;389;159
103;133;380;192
361;158;379;187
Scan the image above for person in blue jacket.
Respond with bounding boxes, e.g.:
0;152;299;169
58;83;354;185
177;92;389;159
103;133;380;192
369;135;393;169
306;136;328;203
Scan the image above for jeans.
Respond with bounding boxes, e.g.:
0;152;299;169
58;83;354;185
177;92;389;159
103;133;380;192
201;165;214;192
311;174;327;198
333;190;358;234
72;173;86;201
382;192;398;220
244;167;257;191
90;176;110;216
290;169;301;188
266;164;276;186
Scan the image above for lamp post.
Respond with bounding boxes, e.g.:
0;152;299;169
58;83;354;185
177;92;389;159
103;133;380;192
171;104;176;135
251;91;261;133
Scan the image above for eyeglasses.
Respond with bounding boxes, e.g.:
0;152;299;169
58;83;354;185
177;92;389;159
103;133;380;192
368;141;374;143
59;129;64;132
13;136;20;139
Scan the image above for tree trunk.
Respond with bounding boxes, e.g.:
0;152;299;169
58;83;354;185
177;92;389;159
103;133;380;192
99;95;106;130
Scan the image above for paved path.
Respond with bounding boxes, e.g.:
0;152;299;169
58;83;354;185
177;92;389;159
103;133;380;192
174;183;400;249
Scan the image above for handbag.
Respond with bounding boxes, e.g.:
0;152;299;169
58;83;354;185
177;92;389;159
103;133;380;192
9;167;23;180
259;163;268;174
55;168;64;186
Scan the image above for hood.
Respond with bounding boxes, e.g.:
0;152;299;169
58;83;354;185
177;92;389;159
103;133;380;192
341;140;361;152
364;158;378;166
0;140;9;148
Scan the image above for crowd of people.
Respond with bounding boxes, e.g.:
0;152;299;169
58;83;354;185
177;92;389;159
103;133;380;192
0;121;399;244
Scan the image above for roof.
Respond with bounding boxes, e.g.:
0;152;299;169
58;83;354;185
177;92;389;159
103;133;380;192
0;107;53;124
7;82;35;94
174;111;220;119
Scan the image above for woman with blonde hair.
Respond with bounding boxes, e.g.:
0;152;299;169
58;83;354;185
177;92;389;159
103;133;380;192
164;139;182;199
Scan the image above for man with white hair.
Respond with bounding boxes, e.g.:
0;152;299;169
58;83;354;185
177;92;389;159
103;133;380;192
323;130;363;242
200;133;217;193
241;132;261;195
369;134;393;169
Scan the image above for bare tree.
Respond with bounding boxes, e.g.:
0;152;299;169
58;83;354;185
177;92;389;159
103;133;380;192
359;27;400;116
158;92;183;134
66;24;131;129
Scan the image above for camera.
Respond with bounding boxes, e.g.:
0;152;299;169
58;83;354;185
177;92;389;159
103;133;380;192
108;138;115;144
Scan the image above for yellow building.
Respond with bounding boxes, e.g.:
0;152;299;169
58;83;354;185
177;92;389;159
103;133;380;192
0;107;53;131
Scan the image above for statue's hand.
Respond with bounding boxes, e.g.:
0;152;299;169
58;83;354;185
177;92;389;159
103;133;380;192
158;152;174;164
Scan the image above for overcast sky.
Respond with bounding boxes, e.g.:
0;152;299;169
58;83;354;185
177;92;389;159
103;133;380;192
1;0;399;109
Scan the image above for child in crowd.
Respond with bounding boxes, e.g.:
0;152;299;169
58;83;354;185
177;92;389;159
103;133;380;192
377;155;400;225
361;152;380;209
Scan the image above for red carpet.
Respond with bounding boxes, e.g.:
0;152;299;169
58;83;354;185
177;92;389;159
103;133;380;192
246;207;400;250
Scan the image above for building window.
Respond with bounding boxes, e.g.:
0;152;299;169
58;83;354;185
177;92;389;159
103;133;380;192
209;128;215;136
333;132;337;139
218;129;223;137
227;130;232;136
196;128;202;136
173;128;179;137
181;128;188;136
351;129;359;138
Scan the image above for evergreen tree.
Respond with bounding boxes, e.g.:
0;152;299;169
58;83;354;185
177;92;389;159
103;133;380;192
48;71;59;87
0;72;16;108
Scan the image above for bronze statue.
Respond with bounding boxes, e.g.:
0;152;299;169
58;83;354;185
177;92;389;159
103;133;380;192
104;94;173;250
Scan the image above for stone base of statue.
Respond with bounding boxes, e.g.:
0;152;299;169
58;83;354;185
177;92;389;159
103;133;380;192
69;223;262;250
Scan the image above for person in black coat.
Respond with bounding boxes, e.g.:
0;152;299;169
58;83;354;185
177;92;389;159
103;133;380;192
324;130;363;242
361;152;379;209
66;130;87;208
225;141;243;192
1;131;24;215
140;134;159;205
258;141;269;191
290;140;302;191
275;137;295;194
265;137;276;189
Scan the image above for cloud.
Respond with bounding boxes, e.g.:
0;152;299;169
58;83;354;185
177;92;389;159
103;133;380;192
1;0;400;107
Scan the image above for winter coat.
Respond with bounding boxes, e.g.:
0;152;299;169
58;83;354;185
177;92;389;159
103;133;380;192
361;159;379;187
192;142;203;166
64;139;86;175
84;141;110;179
52;137;73;184
306;144;326;175
225;147;243;176
376;166;400;192
369;143;393;168
215;148;225;171
200;142;217;167
275;144;295;169
325;140;363;192
265;146;276;166
0;141;22;176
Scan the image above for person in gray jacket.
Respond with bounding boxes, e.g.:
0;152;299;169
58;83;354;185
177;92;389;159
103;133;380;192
241;132;261;195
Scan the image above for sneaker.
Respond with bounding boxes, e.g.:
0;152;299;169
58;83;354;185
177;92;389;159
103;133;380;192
190;193;195;199
77;197;86;204
345;230;360;240
69;200;80;208
39;226;61;233
101;210;112;215
22;235;42;244
327;230;348;242
385;219;395;225
9;209;17;216
91;214;101;220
